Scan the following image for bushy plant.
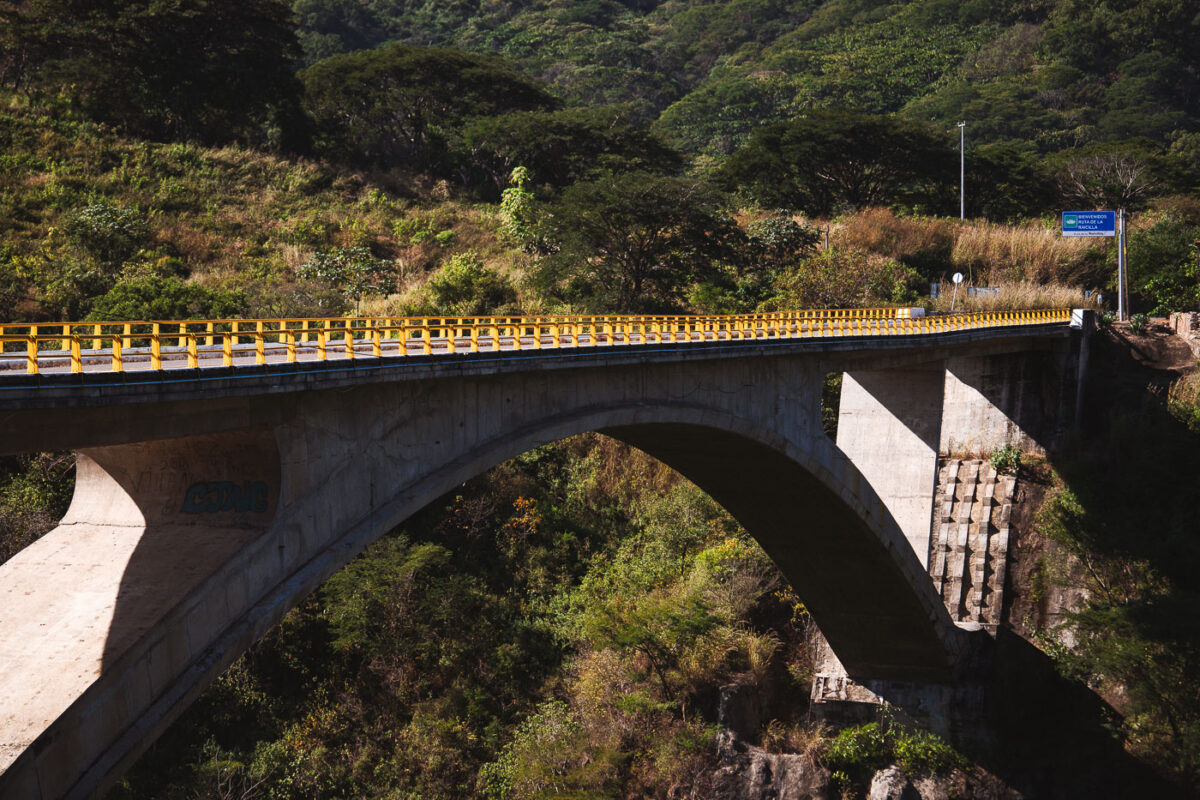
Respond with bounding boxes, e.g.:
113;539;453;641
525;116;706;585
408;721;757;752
765;249;918;310
63;203;150;265
989;444;1022;475
826;715;966;785
499;166;538;249
1129;312;1150;333
297;246;395;314
87;275;246;321
424;251;516;316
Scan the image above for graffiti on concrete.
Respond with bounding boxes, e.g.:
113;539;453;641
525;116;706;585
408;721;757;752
181;481;269;514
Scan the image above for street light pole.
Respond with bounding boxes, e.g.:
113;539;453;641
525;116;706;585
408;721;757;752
957;121;966;220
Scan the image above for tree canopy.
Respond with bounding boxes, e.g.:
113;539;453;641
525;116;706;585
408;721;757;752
0;0;303;146
531;172;743;313
719;110;955;216
300;44;557;173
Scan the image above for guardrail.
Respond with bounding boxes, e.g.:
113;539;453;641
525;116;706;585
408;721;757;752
0;308;1072;376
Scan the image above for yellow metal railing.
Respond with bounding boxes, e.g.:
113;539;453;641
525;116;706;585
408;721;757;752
0;308;1072;376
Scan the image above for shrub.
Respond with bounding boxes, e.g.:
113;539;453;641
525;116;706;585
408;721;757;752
424;251;516;316
87;275;246;321
764;249;918;310
63;202;150;265
825;716;966;782
989;444;1022;475
297;246;395;314
1129;312;1150;333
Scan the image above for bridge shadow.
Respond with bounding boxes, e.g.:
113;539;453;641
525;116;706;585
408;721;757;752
861;628;1184;798
994;325;1200;796
94;429;281;672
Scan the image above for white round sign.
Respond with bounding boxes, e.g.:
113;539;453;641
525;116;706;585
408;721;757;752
952;272;964;284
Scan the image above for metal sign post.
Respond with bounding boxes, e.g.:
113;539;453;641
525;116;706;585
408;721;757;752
957;122;966;220
1061;210;1123;318
950;271;964;311
1117;208;1128;322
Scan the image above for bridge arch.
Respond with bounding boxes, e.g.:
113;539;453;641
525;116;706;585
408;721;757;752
3;377;963;798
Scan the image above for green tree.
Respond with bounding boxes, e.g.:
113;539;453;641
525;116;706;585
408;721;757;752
531;173;743;313
297;247;395;314
1127;218;1200;314
462;105;681;195
0;0;304;146
720;110;954;216
300;44;556;173
499;167;538;249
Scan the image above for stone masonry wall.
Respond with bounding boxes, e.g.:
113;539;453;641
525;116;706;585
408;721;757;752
1169;312;1200;358
928;459;1015;629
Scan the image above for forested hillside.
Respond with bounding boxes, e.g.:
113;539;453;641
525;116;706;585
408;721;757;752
2;0;1200;797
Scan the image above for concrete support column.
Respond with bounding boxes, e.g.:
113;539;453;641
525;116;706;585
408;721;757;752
940;353;1051;456
836;366;945;566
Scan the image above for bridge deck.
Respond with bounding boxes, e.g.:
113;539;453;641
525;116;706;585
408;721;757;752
1;308;1071;379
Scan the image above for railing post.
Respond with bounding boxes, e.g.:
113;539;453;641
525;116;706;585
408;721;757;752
26;335;37;375
222;333;233;366
187;335;197;369
345;328;355;360
151;323;162;370
113;336;124;371
70;336;81;373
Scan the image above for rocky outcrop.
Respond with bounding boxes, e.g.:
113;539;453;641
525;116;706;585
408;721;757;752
708;730;832;800
868;766;1021;800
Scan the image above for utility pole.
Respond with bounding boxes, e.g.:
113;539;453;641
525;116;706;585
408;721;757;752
957;121;966;220
1117;207;1129;321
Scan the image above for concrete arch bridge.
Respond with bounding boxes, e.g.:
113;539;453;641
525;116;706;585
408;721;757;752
0;307;1091;799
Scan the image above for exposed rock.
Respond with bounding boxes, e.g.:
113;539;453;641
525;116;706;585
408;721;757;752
708;729;832;800
718;680;764;740
868;766;913;800
868;766;1022;800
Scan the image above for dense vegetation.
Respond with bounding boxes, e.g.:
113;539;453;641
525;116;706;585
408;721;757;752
2;0;1200;796
100;437;823;799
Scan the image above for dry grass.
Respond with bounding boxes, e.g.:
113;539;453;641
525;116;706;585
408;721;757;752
834;207;957;269
833;208;1109;288
928;279;1098;312
761;719;830;758
1169;370;1200;408
951;220;1105;285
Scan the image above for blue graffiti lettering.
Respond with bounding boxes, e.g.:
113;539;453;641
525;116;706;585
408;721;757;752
181;481;269;514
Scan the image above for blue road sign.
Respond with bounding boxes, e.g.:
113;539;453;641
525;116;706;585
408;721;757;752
1061;211;1116;237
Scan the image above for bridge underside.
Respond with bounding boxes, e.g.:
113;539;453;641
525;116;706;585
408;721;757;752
0;330;1087;799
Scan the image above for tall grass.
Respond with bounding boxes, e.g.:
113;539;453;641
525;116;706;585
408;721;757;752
951;221;1105;285
834;208;1108;288
927;279;1098;312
